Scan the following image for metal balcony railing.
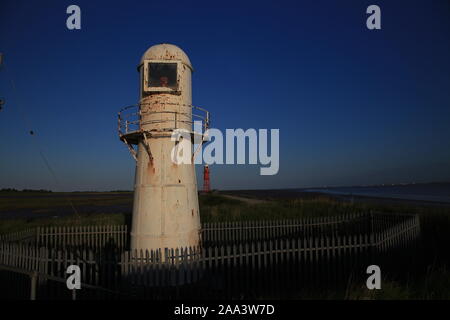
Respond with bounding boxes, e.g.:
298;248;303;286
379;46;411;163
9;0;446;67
118;103;210;142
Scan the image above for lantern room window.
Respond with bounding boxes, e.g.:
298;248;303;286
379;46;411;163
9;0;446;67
143;60;180;92
148;63;177;89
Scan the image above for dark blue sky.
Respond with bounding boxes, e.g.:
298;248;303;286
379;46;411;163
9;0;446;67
1;0;449;191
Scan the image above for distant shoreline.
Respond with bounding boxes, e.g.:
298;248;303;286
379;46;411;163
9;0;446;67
220;183;450;207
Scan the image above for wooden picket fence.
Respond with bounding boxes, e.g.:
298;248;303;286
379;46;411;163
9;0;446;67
0;264;124;300
201;212;370;244
372;213;421;252
0;228;36;243
0;212;421;299
36;225;128;250
2;212;371;249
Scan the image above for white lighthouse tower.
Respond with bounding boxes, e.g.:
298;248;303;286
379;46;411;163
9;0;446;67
118;44;209;253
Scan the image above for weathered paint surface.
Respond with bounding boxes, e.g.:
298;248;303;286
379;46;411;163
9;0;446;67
130;44;201;252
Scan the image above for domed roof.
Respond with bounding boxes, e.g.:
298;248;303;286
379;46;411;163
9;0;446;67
140;43;193;71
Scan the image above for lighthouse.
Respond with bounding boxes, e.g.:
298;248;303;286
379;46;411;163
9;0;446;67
203;165;211;193
118;44;209;252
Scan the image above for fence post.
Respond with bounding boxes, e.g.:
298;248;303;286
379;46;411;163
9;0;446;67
36;227;40;246
30;271;38;300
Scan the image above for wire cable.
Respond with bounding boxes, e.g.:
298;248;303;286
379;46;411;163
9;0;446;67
4;62;81;219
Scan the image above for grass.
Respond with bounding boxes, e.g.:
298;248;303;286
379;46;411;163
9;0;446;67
0;191;132;233
0;192;132;211
199;196;361;222
345;266;450;300
200;193;450;300
2;191;450;233
255;265;450;300
199;193;450;222
0;213;126;234
1;191;450;299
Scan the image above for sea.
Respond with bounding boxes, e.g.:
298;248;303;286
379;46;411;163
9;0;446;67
304;182;450;204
